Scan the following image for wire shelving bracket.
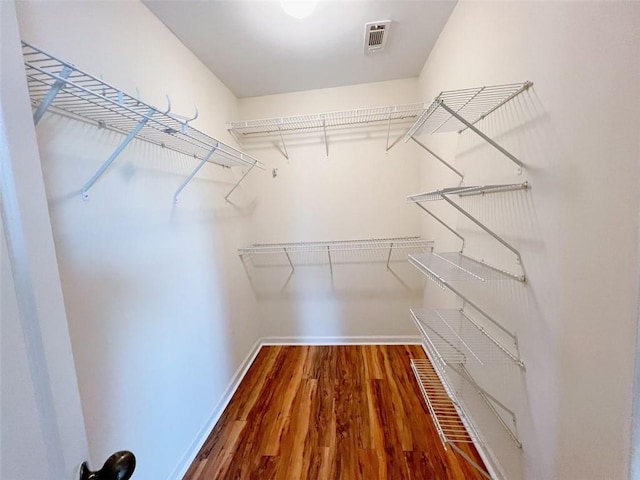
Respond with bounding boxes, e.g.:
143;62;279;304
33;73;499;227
228;103;426;158
239;236;433;273
404;82;532;174
408;182;529;279
22;41;264;201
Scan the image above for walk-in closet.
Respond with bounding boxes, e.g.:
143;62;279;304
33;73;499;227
2;2;640;480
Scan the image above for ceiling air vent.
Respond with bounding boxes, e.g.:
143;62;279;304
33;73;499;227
364;20;392;55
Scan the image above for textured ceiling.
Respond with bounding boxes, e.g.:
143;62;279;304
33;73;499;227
144;0;456;98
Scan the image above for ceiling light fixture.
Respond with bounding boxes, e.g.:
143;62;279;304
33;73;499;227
280;0;318;19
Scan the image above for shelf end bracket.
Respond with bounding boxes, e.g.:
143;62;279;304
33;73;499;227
33;65;73;125
81;107;155;200
173;145;218;203
411;137;464;179
437;100;524;173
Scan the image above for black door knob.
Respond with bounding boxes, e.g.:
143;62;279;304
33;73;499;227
79;451;136;480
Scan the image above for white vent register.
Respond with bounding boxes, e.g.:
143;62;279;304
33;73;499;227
364;20;391;54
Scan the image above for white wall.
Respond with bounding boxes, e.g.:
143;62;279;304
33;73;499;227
238;80;427;341
15;2;260;479
416;2;640;479
1;2;89;478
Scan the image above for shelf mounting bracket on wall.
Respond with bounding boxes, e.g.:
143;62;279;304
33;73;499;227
437;100;523;172
225;163;256;202
173;145;218;203
413;202;465;251
411;137;464;179
81;106;156;200
33;65;72;125
322;118;328;157
277;124;289;160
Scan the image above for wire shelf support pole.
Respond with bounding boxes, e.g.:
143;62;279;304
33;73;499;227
225;163;256;202
440;193;524;272
81;106;155;200
414;202;465;251
277;125;289;160
454;364;522;448
173;145;218;203
411;137;464;179
437;100;523;172
284;248;295;273
33;65;73;125
322;118;328;157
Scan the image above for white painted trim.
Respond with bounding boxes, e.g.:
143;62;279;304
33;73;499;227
167;338;263;480
262;335;422;345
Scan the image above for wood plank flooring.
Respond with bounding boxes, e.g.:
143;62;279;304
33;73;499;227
183;345;487;480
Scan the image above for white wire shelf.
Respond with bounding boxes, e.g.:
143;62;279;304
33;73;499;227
411;358;490;478
407;182;528;203
228;103;425;157
229;103;425;136
240;236;433;272
410;308;522;368
411;308;523;478
22;41;264;200
405;82;532;138
409;252;517;284
404;82;532;172
408;182;529;276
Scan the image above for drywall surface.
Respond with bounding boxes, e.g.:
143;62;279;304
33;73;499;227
415;2;640;479
238;80;426;340
16;2;259;479
1;2;89;478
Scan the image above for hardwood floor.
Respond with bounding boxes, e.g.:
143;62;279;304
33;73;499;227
183;345;487;480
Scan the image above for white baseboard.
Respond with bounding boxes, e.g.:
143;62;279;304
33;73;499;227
261;335;422;345
167;338;263;480
168;335;422;479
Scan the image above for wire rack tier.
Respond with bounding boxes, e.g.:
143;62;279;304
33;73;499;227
240;236;433;271
408;182;528;278
404;82;531;173
407;182;528;203
404;82;531;139
229;103;425;136
22;41;264;200
411;308;524;479
409;252;516;285
410;308;522;368
228;103;426;157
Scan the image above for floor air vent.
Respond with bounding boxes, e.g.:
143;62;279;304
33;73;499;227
364;20;392;55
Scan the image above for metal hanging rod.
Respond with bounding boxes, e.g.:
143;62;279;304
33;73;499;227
22;41;264;200
403;82;532;171
408;182;529;276
228;103;425;157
